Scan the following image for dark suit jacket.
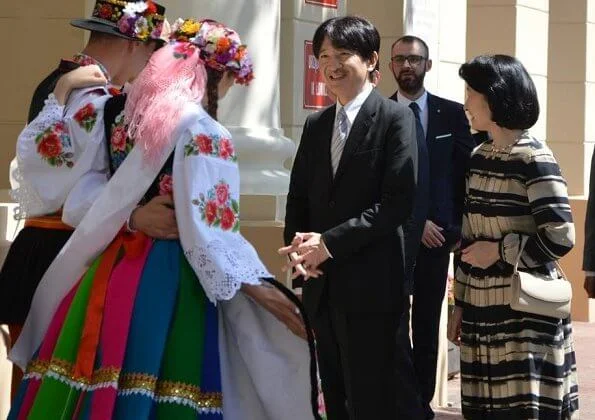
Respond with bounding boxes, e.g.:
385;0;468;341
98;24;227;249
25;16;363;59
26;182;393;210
284;89;417;315
389;92;475;290
584;150;595;271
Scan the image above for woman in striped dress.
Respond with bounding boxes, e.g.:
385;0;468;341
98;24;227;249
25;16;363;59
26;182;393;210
448;54;579;419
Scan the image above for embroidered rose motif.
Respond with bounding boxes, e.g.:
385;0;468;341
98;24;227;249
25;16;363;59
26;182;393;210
184;133;237;162
109;111;134;171
215;182;229;206
205;200;218;225
192;180;240;232
35;123;74;168
158;174;173;196
220;207;236;230
73;103;98;133
195;134;213;154
37;133;62;158
111;125;127;152
219;137;234;160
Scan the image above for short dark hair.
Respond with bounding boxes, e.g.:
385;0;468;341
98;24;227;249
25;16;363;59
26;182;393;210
312;16;380;62
459;54;539;130
391;35;429;59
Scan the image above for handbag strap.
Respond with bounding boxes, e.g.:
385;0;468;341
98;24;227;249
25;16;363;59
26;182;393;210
512;235;529;274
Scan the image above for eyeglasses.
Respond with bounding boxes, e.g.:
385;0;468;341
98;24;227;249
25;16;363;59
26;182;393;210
390;54;426;66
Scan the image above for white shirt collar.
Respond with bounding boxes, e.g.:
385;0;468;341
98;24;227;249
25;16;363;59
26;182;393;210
336;82;374;127
396;89;428;112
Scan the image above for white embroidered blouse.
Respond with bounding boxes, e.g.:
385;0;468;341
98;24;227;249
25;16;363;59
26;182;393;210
11;86;111;226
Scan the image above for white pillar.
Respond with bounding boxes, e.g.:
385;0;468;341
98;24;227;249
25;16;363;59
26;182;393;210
162;0;295;197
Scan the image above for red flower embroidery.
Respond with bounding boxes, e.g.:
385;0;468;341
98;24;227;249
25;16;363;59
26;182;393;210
205;200;218;225
195;134;213;155
74;103;95;121
37;133;63;158
159;174;173;196
111;126;127;152
215;182;229;206
73;103;98;132
192;180;240;231
219;137;234;160
98;4;113;19
220;207;236;230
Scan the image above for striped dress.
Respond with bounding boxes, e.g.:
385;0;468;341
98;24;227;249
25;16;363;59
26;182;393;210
455;132;579;419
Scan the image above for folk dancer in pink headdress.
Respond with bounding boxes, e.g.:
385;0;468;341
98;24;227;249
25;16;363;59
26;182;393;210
9;18;319;420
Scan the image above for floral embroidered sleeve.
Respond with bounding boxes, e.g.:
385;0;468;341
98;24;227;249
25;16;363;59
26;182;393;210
14;86;111;220
173;112;272;303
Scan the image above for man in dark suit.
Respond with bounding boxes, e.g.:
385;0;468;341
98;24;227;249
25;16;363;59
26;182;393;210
583;150;595;298
280;16;417;419
388;35;475;419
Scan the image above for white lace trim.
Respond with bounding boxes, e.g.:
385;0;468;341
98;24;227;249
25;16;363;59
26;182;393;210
184;238;269;304
11;94;65;219
10;157;46;220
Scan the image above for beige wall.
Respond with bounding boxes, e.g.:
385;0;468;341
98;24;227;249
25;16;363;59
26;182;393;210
467;0;549;140
0;1;86;190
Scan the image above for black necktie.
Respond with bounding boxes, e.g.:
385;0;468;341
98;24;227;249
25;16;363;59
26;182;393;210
409;102;430;219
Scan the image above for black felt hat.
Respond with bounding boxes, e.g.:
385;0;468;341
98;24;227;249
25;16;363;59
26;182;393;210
71;0;166;42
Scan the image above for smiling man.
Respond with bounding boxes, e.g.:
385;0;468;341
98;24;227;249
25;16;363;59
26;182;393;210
282;16;418;419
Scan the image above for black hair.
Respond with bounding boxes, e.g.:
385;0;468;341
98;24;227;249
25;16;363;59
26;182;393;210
312;16;380;62
459;54;539;130
391;35;429;58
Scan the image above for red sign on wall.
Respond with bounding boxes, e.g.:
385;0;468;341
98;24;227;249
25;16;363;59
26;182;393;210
303;40;335;110
305;0;338;8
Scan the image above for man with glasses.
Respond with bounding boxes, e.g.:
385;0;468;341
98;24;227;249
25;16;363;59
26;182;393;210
388;35;475;419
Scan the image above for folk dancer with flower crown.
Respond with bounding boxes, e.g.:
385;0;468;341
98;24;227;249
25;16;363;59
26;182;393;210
0;0;170;395
8;18;319;420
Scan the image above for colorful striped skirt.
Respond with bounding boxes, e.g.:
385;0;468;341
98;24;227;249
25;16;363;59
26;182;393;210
9;233;222;419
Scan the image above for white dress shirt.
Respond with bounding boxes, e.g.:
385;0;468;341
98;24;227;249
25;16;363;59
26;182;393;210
335;82;374;137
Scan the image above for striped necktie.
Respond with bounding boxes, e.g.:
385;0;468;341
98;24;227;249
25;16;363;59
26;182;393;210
331;107;348;175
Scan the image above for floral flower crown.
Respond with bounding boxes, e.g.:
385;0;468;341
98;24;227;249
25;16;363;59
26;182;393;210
170;18;254;86
114;1;165;42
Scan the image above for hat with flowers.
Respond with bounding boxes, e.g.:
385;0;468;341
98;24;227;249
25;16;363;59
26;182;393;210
71;0;166;43
170;18;255;86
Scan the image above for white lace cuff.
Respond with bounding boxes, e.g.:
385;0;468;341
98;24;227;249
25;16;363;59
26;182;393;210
184;238;269;304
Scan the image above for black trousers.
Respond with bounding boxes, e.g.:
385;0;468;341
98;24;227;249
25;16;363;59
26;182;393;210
312;303;402;420
398;245;450;415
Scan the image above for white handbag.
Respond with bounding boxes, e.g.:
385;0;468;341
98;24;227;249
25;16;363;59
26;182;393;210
510;251;572;319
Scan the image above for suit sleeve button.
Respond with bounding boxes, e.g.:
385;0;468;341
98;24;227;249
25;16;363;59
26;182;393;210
329;200;335;208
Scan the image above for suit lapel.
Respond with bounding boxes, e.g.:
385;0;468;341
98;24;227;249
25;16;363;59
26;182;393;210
333;90;378;183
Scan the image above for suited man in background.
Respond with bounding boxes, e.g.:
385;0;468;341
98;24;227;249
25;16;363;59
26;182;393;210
281;16;417;419
388;35;475;419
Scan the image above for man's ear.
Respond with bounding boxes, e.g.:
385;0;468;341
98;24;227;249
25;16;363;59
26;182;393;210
426;59;433;72
367;51;379;72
